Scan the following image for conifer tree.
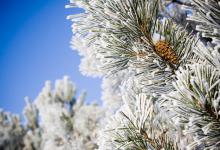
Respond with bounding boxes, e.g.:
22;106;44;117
1;0;220;149
67;0;220;149
0;77;104;150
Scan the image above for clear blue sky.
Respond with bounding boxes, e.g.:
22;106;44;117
0;0;102;115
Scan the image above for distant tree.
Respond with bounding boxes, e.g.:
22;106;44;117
0;77;103;150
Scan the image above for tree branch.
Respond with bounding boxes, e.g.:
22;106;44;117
171;0;193;7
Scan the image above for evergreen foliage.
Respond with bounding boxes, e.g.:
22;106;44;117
1;0;220;149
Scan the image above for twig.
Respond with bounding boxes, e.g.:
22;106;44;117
171;0;193;7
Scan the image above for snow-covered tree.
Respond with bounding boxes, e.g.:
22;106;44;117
2;0;220;149
67;0;220;149
0;77;104;150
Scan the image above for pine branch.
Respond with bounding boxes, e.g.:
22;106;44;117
188;0;220;45
69;0;197;96
99;93;178;150
160;63;220;149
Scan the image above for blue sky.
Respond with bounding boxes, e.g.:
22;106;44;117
0;0;102;115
